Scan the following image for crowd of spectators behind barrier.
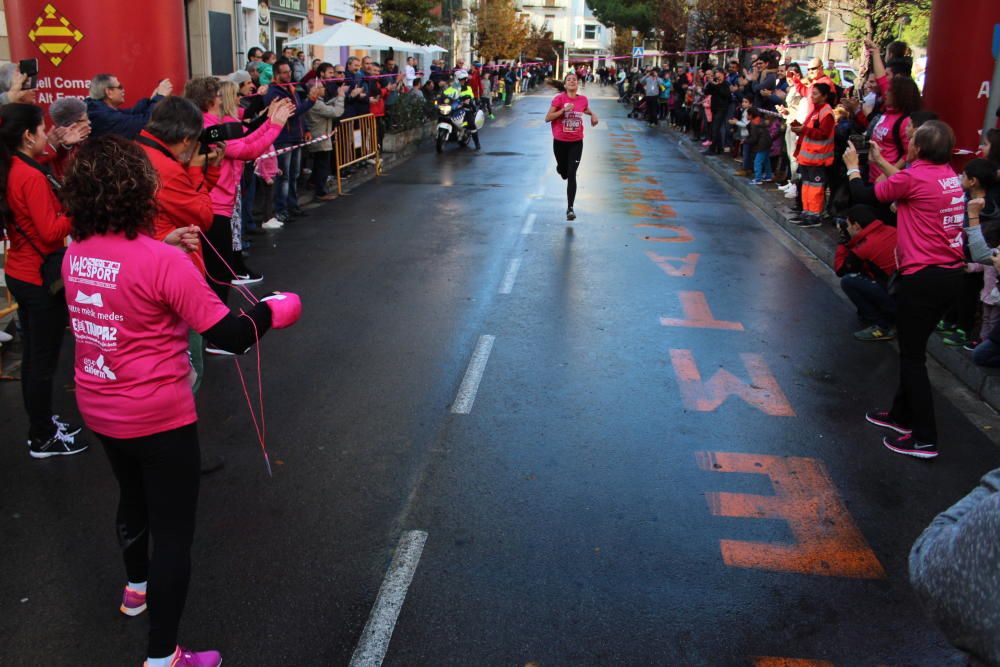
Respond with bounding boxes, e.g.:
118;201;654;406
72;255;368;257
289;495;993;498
1;37;1000;666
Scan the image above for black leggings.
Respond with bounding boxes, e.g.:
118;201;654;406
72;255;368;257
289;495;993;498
553;139;583;208
98;423;201;658
203;214;234;305
6;274;67;441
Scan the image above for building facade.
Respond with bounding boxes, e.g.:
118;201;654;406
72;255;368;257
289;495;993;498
516;0;611;72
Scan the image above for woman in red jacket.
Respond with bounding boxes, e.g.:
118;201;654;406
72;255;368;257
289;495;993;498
0;103;87;458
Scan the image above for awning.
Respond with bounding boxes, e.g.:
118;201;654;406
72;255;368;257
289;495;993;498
284;20;427;52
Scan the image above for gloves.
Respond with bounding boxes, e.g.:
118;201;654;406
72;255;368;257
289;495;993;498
261;292;302;329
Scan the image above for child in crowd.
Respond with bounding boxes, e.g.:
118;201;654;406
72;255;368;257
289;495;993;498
961;158;1000;364
747;109;773;185
255;148;280;229
730;97;752;176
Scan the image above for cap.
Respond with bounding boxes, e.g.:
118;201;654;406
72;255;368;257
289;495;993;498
455;69;469;80
229;70;252;85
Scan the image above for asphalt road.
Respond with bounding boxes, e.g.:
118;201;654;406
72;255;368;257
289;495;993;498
2;88;999;667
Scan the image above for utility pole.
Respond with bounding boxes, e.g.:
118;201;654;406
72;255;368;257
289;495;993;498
822;0;833;61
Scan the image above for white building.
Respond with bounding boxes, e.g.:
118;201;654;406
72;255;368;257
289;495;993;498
516;0;612;73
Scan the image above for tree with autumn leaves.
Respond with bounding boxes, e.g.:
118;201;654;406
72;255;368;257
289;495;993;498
474;0;531;61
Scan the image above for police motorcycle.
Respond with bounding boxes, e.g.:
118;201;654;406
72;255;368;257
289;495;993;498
435;71;485;153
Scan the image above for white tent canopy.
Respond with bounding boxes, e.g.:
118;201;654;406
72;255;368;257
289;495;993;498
423;45;449;54
284;20;431;53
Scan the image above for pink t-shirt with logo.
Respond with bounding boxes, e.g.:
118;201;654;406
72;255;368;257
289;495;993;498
874;160;966;275
63;233;231;439
550;92;588;142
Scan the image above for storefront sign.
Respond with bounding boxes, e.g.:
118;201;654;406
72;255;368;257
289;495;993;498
321;0;354;19
271;0;307;16
7;1;187;108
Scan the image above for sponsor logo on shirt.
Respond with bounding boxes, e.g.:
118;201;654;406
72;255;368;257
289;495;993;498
71;317;118;351
67;256;121;289
950;195;966;206
74;290;103;308
938;176;962;190
83;354;116;381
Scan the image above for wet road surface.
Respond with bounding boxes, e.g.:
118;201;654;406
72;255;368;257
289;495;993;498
2;89;999;666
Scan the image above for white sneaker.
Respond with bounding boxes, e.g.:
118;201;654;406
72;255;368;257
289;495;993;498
261;217;284;230
784;184;797;199
0;330;12;343
205;347;236;356
777;182;791;192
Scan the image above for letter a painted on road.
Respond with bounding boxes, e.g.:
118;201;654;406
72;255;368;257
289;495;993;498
669;349;794;416
696;451;886;579
646;251;700;277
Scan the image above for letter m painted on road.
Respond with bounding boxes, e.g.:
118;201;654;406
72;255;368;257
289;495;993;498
697;451;886;579
669;349;794;416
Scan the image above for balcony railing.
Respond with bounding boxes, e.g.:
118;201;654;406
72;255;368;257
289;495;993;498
519;0;568;8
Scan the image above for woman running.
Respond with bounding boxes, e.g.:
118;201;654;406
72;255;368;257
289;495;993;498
60;136;302;667
546;72;598;221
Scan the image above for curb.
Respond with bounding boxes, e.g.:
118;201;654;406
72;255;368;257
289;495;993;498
664;127;1000;415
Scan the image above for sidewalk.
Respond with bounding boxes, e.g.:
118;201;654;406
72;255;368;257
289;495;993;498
662;126;1000;414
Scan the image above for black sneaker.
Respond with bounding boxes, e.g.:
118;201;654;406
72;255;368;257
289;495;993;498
288;207;308;218
883;433;938;459
200;453;226;475
793;216;821;228
29;430;88;459
52;414;83;437
566;207;576;221
865;410;912;435
275;210;291;224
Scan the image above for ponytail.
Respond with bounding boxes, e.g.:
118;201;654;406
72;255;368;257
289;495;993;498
0;103;45;230
548;79;566;93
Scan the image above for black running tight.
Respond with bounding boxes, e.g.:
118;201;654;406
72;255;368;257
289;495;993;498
553;139;583;208
98;423;201;658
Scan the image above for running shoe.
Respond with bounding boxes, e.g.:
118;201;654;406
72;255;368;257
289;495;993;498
52;414;83;437
204;347;236;357
0;330;12;343
566;208;576;221
748;179;763;185
120;585;147;617
935;320;958;333
144;646;222;667
261;218;284;230
941;329;967;346
288;207;308;218
784;184;798;199
865;410;912;435
28;430;88;459
793;216;821;228
275;211;291;224
883;433;938;459
853;325;895;341
701;139;712;147
964;339;981;351
231;271;263;286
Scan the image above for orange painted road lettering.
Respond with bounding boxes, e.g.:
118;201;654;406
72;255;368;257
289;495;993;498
629;202;678;219
660;292;743;330
696;451;886;579
669;349;794;416
635;223;693;243
645;251;700;277
753;659;835;667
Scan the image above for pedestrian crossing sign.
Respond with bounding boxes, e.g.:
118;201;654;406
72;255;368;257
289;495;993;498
632;46;644;59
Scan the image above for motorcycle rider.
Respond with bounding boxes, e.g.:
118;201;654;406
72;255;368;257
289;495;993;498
443;70;481;150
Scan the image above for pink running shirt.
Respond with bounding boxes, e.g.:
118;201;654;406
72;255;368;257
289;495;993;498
550;92;588;142
63;233;231;439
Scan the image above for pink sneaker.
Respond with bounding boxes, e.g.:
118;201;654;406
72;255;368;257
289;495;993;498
701;139;712;147
144;646;222;667
120;585;147;616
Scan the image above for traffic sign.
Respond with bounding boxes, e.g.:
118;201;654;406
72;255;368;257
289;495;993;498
632;46;644;59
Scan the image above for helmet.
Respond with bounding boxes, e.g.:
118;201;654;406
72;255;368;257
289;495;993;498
455;69;469;81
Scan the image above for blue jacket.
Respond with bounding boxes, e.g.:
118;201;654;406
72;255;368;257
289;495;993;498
262;83;315;145
86;95;164;140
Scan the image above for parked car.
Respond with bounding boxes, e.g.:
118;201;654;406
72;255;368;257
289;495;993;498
793;60;859;90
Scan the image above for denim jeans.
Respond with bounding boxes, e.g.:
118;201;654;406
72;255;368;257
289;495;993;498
741;142;752;171
840;273;896;329
973;338;1000;367
753;151;773;180
273;147;302;213
6;274;68;441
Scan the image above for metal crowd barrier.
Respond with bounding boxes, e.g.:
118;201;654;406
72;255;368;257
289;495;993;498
334;113;382;195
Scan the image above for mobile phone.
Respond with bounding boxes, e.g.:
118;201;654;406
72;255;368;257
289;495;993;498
18;58;38;89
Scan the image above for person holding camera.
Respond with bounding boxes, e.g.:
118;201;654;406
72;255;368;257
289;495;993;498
834;204;898;341
87;74;173;140
184;77;293;302
846;121;966;459
59;135;302;667
0;103;89;458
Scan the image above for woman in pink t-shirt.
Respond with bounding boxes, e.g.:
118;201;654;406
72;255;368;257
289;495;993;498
60;137;302;667
545;72;599;221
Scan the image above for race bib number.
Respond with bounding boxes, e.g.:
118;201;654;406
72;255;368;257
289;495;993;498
562;111;583;133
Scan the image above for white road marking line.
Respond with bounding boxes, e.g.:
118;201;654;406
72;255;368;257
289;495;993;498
451;335;495;414
349;530;429;667
520;213;536;235
499;257;522;294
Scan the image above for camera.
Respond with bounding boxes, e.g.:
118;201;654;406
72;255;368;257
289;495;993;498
849;133;869;153
835;217;850;244
18;58;38;90
199;122;245;150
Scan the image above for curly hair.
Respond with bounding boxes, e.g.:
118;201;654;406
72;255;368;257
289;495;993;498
61;136;158;241
184;76;221;113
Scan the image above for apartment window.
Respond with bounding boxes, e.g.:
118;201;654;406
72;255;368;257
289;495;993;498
544;0;557;7
543;14;555;31
584;24;599;40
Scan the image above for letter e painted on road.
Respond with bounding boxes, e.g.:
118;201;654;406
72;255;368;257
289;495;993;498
669;349;793;416
696;451;886;579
